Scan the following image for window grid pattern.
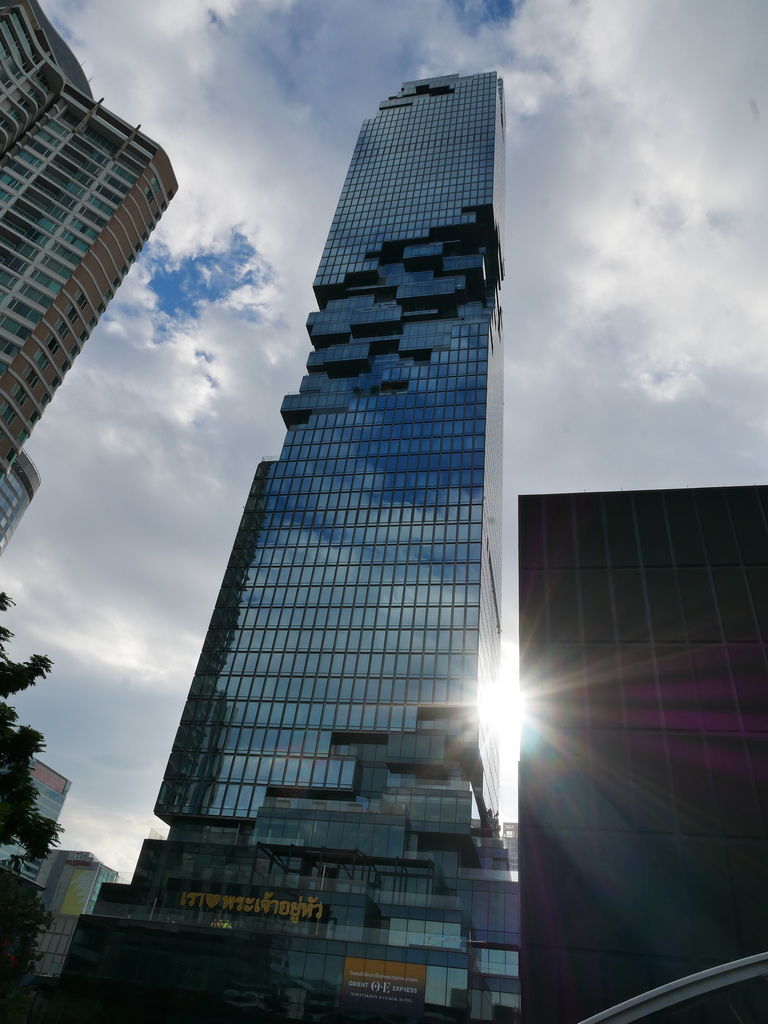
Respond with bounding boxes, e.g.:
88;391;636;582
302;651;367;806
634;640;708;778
0;0;176;511
75;73;518;1024
520;485;768;1024
159;72;505;824
0;446;37;551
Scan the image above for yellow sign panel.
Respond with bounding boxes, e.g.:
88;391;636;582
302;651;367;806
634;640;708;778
60;868;92;916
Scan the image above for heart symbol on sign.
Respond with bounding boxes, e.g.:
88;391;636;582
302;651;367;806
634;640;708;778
206;894;221;909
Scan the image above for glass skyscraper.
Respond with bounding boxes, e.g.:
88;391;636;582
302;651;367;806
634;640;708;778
0;756;70;880
44;72;519;1024
0;0;176;550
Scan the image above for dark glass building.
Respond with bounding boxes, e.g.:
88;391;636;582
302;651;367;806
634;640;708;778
518;485;768;1024
42;72;518;1024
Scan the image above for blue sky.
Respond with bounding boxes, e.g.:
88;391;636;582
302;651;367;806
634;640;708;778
5;0;768;873
150;232;267;319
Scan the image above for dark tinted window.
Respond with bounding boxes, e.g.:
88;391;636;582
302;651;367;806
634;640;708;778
712;568;759;642
573;492;606;566
677;568;720;643
665;489;706;564
579;569;614;641
612;569;648;641
696;489;739;564
634;491;671;565
728;488;768;563
543;494;574;567
604;493;639;566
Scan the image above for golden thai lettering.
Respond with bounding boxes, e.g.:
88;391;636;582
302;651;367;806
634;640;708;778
302;896;323;920
179;890;325;923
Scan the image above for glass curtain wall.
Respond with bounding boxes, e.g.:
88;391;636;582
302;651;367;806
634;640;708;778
519;485;768;1024
44;73;519;1024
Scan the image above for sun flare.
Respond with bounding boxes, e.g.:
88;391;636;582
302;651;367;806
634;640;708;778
478;641;525;769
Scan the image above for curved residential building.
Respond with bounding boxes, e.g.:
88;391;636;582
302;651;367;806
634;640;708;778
0;0;177;551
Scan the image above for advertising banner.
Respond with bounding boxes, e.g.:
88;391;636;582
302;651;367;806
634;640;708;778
340;957;427;1015
60;868;93;915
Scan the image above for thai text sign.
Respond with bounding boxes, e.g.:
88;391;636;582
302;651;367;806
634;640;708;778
340;957;426;1015
179;890;325;923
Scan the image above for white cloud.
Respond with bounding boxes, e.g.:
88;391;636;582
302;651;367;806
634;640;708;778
5;0;768;868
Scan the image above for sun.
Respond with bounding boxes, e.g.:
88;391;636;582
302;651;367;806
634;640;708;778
479;641;525;732
478;640;525;816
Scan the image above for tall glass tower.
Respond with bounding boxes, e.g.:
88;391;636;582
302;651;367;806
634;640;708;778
48;72;518;1024
0;0;176;550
